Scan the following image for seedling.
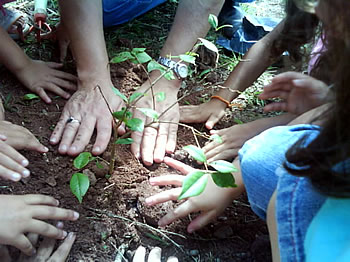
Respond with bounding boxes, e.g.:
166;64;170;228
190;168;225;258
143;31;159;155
70;152;107;203
179;145;237;200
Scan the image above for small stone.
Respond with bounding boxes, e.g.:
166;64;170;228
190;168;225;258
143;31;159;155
83;169;97;186
45;176;57;187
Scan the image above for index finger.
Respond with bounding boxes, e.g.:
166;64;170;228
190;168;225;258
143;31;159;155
164;157;195;175
271;71;308;84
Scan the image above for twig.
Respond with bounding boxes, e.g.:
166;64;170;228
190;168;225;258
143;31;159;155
86;207;186;252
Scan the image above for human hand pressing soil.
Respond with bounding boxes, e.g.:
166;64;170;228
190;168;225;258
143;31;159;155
0;195;79;256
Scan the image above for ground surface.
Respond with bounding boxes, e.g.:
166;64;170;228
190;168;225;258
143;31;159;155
0;1;284;261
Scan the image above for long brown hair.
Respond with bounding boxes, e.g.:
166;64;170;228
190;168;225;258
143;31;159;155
284;0;350;197
271;0;319;63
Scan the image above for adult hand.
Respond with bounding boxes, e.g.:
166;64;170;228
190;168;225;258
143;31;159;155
145;157;241;233
259;72;329;115
132;246;178;262
180;97;227;130
50;83;125;156
0;121;48;153
131;74;180;166
0;195;79;256
0;139;31;181
15;60;77;104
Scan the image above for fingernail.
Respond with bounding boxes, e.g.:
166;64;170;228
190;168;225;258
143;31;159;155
56;221;64;228
60;145;67;152
32;249;37;255
61;231;68;239
67;232;75;239
50;137;57;143
11;173;21;181
43;146;49;152
22;169;30;178
73;211;80;220
145;198;152;205
70;146;77;153
0;134;7;140
22;159;29;166
93;146;101;154
292;79;304;86
158;219;165;227
56;199;60;206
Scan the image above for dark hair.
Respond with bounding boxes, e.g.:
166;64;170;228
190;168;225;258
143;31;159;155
271;0;319;63
284;0;350;198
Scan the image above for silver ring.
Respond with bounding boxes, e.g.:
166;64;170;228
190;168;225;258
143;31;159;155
67;116;80;124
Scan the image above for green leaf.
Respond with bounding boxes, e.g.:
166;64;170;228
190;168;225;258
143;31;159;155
208;14;218;29
110;52;134;63
23;93;40;101
70;173;90;203
147;60;175;80
131;48;146;53
111;87;127;102
209;134;223;144
209;160;238;173
115;138;134;145
183;145;207;163
113;108;132;121
179;170;208;200
129;92;144;103
132;51;152;64
198;38;219;55
73;152;92;169
179;54;196;65
155;92;166;102
126;118;144;132
211;172;237;188
137;108;159;120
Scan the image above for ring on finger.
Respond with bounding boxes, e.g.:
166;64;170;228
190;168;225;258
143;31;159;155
66;116;81;125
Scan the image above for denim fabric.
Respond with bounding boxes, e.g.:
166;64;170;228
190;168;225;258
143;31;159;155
102;0;167;27
239;124;326;261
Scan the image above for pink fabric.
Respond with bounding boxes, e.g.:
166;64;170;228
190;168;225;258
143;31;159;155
308;36;326;74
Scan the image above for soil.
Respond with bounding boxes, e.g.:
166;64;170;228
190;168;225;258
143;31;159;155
0;1;286;261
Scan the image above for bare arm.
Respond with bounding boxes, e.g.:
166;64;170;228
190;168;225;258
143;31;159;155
132;0;225;165
51;0;124;156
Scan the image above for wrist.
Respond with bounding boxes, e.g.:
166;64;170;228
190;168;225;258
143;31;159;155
149;70;182;90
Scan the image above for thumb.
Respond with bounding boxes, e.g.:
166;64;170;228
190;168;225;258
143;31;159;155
205;110;225;130
27;137;49;153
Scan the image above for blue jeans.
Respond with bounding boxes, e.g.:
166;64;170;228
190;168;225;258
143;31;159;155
102;0;167;27
239;125;326;262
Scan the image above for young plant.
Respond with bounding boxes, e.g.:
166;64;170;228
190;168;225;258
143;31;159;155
179;145;237;200
70;152;106;203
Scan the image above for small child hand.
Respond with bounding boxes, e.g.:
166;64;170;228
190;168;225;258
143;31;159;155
0;195;79;256
0;139;30;181
0;121;48;153
15;60;77;104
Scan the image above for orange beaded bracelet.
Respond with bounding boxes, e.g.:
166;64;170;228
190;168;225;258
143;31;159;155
211;95;242;109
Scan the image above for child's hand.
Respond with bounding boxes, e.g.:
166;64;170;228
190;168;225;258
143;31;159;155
15;60;77;104
145;157;243;233
0;121;48;153
0;139;31;181
0;195;79;256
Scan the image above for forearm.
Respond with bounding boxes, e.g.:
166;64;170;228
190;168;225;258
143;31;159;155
0;27;31;73
216;20;286;101
58;0;109;84
247;113;297;135
160;0;224;57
